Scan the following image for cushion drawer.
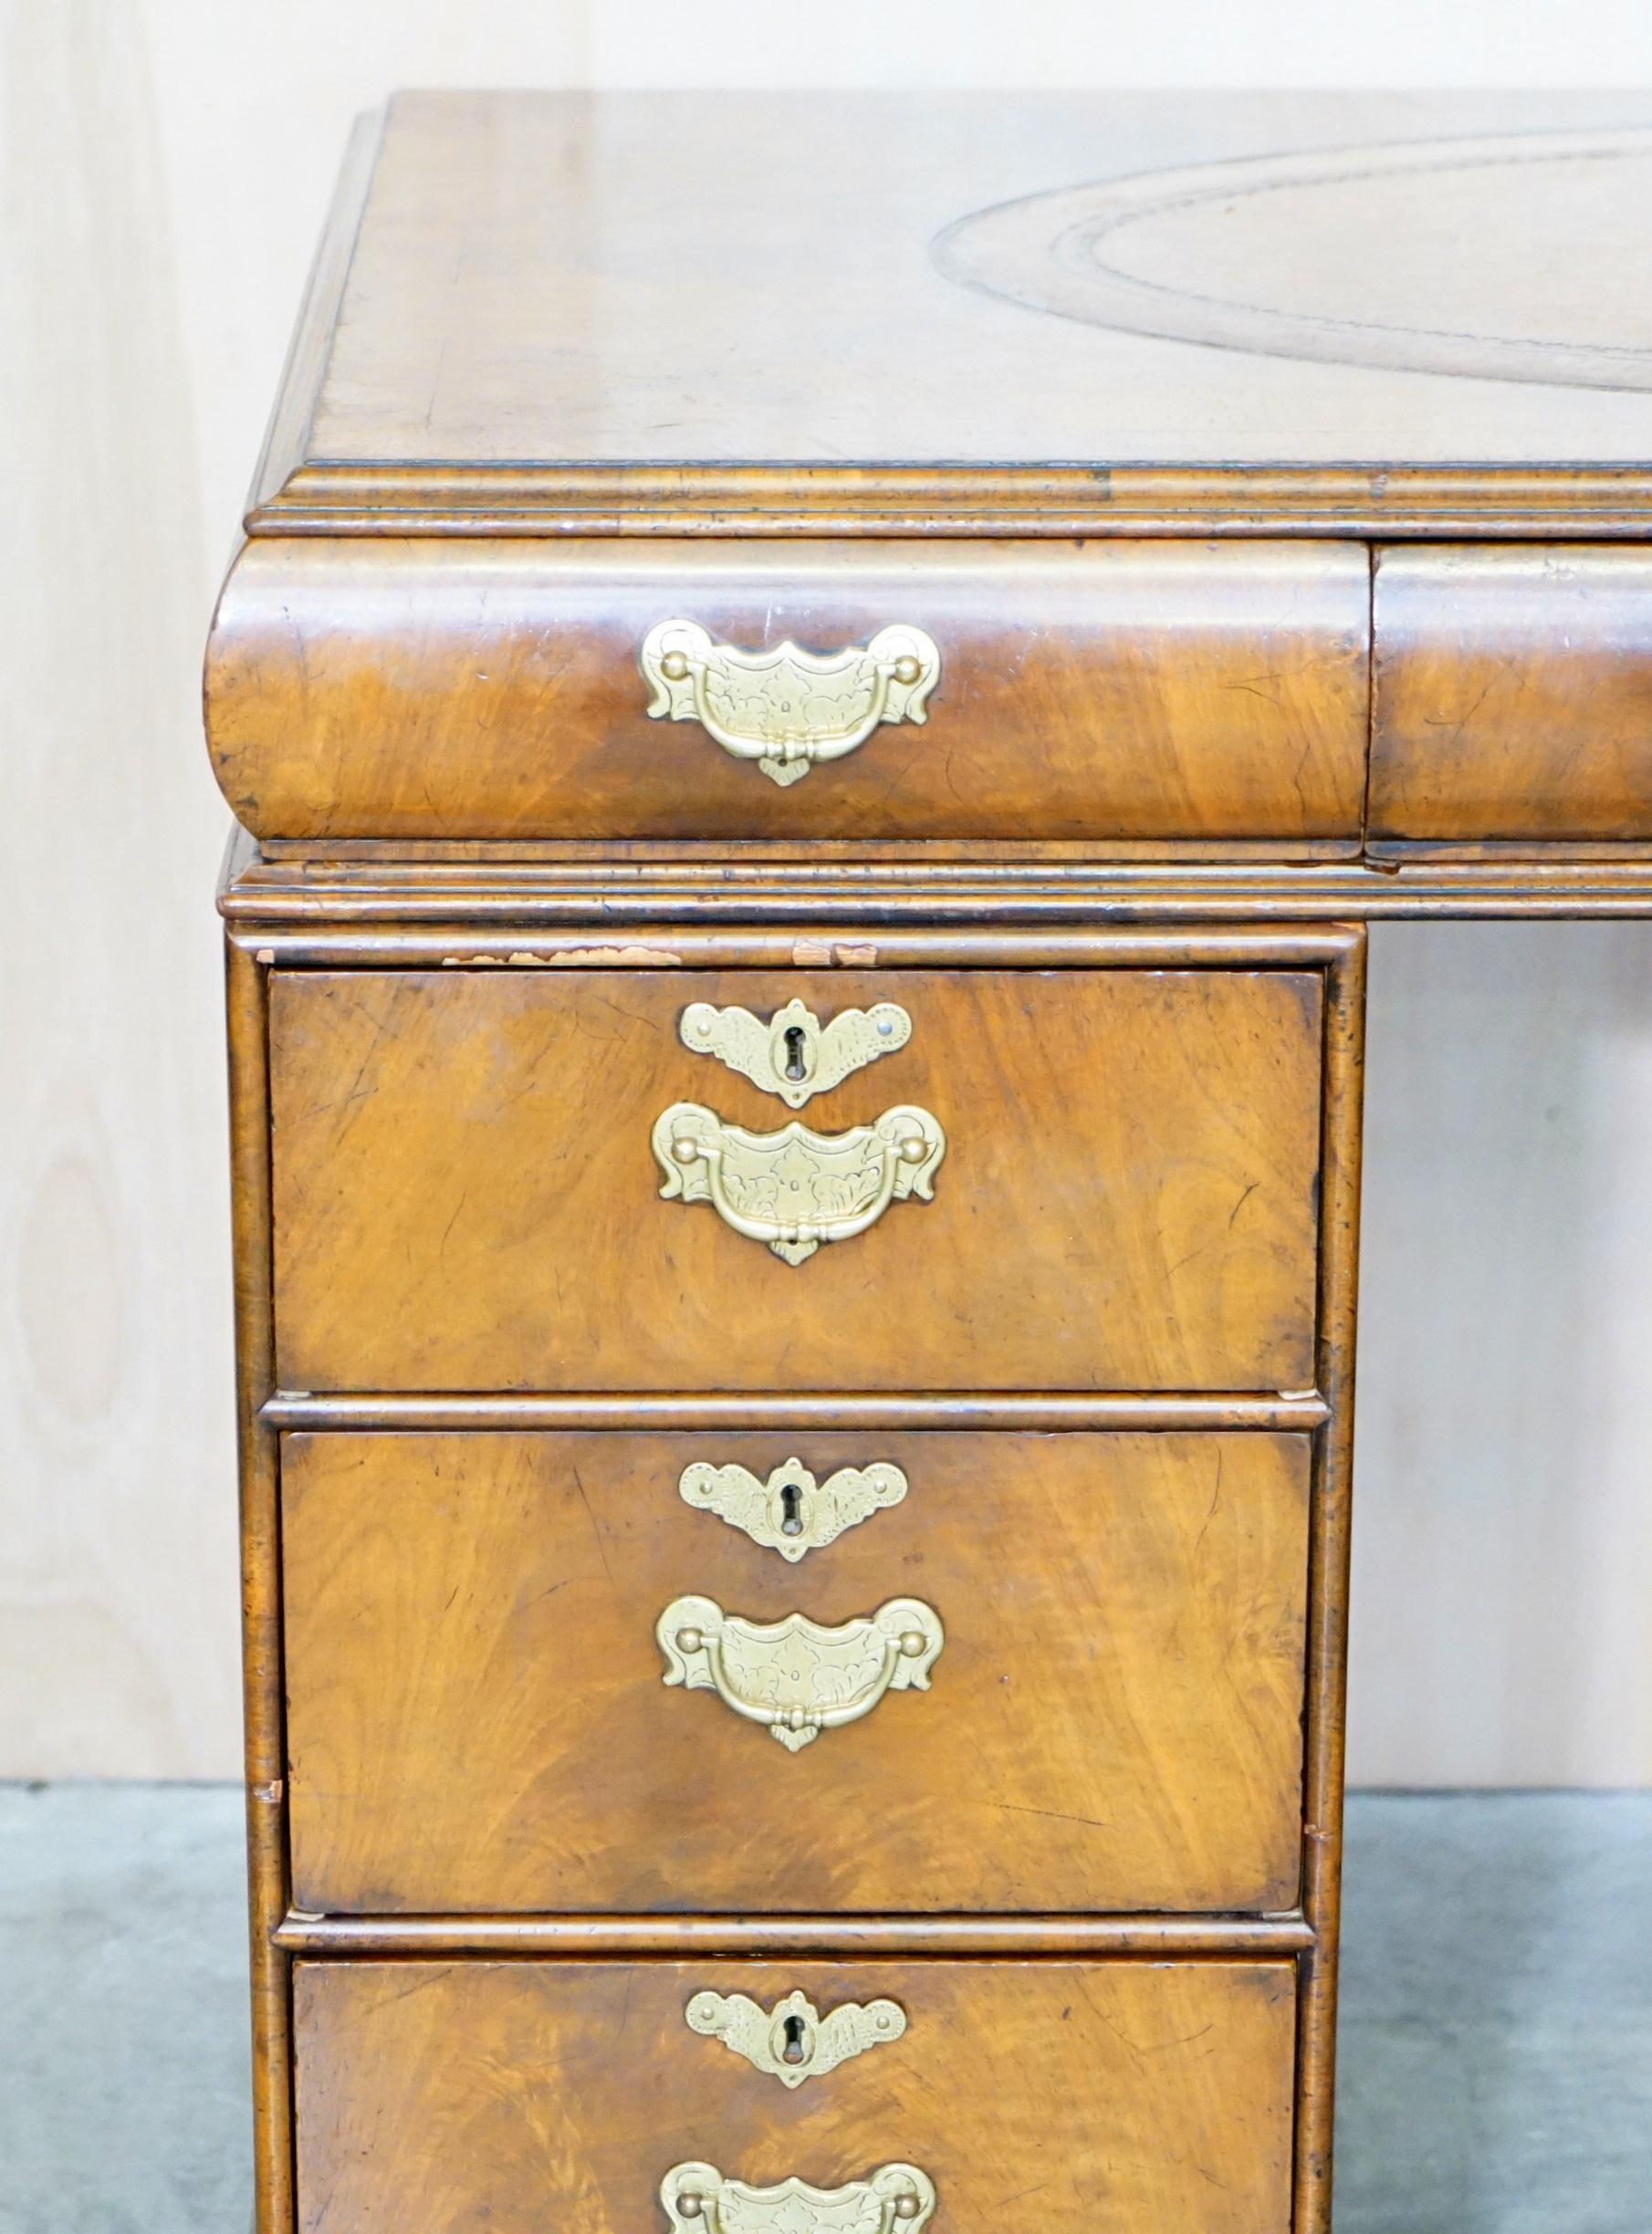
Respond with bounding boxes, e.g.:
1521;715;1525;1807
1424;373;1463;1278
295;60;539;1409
268;963;1324;1394
1372;546;1652;844
293;1956;1297;2234
283;1428;1310;1916
206;538;1370;844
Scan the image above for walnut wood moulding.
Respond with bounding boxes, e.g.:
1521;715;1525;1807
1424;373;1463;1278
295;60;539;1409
223;849;1652;923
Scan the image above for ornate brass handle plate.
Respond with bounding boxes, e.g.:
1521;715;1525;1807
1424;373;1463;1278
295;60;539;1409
680;997;912;1109
685;1988;906;2087
640;619;941;787
653;1103;945;1266
661;2163;936;2233
679;1458;908;1561
657;1595;944;1751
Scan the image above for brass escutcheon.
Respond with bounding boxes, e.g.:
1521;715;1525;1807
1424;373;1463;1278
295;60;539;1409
679;997;912;1109
684;1987;906;2087
678;1457;909;1561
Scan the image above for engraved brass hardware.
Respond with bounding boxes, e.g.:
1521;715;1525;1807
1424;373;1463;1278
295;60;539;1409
653;1103;945;1266
680;997;912;1109
684;1988;907;2087
679;1458;908;1561
640;619;941;787
661;2163;936;2234
657;1595;944;1751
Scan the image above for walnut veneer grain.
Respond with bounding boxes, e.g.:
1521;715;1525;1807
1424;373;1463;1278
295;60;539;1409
292;1957;1297;2234
268;962;1323;1395
204;538;1370;844
282;1428;1311;1917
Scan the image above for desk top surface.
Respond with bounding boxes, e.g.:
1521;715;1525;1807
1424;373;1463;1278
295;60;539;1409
255;89;1652;535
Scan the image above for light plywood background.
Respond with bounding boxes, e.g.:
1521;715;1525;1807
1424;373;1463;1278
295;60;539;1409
4;0;1651;1782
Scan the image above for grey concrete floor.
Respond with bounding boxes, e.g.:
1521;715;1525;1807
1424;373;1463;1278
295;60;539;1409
1;1788;1647;2232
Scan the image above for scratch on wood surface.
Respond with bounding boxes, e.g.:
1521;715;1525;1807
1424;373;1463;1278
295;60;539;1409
441;945;683;967
791;938;879;966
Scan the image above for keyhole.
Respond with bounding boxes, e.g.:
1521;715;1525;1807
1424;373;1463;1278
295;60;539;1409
779;1482;803;1537
781;2015;807;2063
783;1025;808;1082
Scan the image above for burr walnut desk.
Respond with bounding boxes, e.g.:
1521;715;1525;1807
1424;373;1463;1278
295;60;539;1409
206;90;1652;2234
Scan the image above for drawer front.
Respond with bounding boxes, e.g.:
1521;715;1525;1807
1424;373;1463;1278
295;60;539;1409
206;538;1369;843
293;1957;1297;2234
284;1429;1309;1916
1372;546;1652;842
269;966;1323;1394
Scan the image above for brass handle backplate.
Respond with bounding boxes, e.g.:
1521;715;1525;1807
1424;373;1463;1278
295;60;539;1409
657;1595;944;1751
640;619;941;787
661;2163;936;2233
685;1988;906;2087
653;1102;945;1265
679;1457;909;1561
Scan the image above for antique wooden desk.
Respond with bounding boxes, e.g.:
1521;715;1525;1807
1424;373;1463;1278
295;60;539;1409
205;91;1652;2234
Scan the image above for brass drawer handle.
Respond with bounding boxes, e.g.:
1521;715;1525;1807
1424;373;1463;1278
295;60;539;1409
662;2163;936;2232
640;619;941;787
685;1988;906;2087
657;1594;944;1751
679;1457;909;1561
653;1102;945;1266
680;997;912;1108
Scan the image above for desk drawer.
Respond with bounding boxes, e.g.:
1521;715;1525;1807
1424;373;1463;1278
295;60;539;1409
206;538;1369;844
283;1428;1309;1916
268;962;1323;1394
294;1957;1297;2234
1372;546;1652;844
